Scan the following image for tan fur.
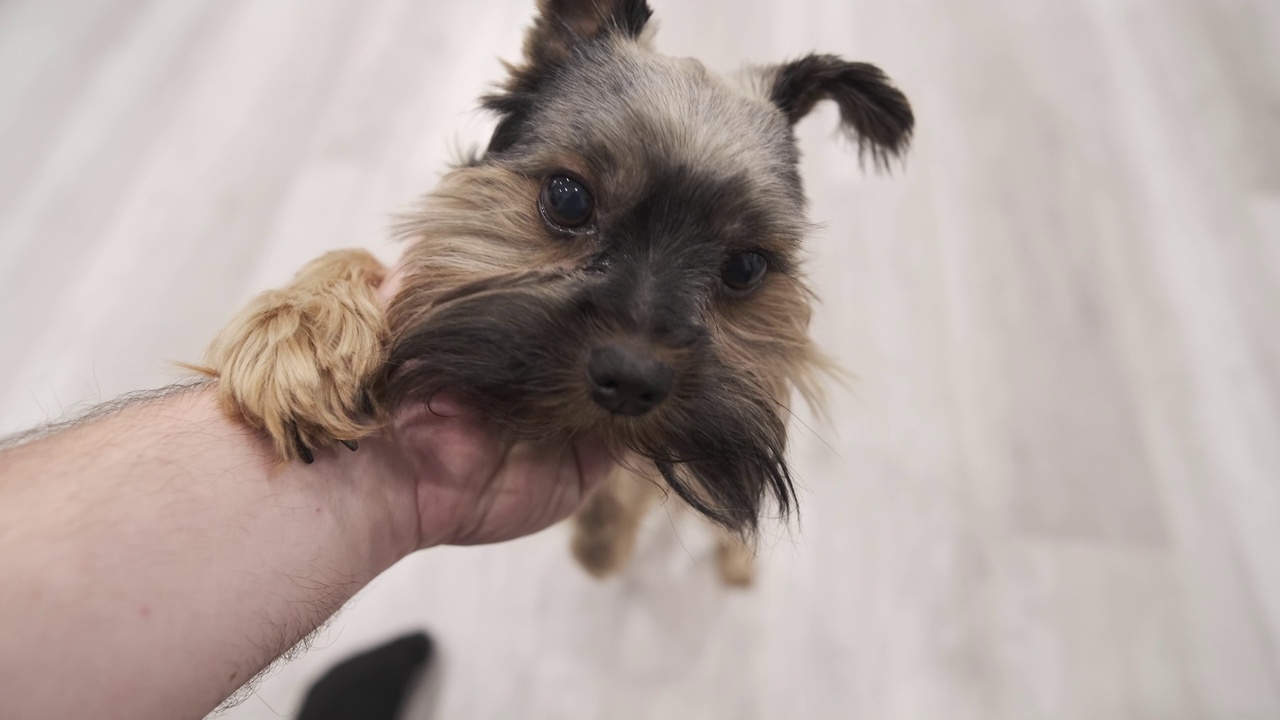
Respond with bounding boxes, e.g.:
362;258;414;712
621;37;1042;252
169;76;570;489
191;249;388;461
570;462;661;577
386;161;815;583
193;0;911;587
570;465;761;586
716;529;757;587
197;119;815;586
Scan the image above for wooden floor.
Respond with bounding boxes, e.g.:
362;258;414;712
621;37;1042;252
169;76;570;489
2;1;1278;718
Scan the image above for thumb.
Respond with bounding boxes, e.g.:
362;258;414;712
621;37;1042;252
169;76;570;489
572;436;614;494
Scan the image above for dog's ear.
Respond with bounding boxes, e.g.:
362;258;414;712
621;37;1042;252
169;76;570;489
759;54;914;167
482;0;654;155
522;0;653;69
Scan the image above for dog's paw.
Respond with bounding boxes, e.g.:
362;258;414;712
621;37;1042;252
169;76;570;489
571;492;638;578
571;531;635;579
716;534;756;587
198;249;389;463
570;470;657;578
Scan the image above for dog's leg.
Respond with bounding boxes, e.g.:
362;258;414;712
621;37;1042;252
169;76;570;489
196;249;388;462
715;529;756;587
570;464;660;578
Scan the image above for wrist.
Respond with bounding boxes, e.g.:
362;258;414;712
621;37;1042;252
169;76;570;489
182;386;423;574
0;384;425;718
324;427;426;564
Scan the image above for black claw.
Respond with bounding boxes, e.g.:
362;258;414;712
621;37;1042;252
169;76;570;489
291;425;315;464
341;439;359;452
358;391;376;417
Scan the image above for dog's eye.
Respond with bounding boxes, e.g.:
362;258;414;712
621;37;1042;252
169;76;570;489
540;175;594;229
721;252;769;291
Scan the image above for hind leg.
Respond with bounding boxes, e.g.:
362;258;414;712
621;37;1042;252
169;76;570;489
197;249;388;462
570;464;660;578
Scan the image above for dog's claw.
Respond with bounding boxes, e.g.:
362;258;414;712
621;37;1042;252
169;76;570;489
290;425;315;464
341;439;359;452
358;391;375;417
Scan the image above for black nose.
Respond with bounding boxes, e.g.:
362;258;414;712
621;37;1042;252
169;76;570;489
587;343;674;416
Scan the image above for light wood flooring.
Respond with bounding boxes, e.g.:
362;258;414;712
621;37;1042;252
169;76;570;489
1;1;1278;718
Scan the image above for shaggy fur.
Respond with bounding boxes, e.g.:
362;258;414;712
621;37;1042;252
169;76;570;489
197;0;912;583
191;249;386;462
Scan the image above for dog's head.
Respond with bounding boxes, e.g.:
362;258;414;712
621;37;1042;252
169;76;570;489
384;0;913;532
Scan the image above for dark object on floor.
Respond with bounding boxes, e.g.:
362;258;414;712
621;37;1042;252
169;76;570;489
296;631;432;720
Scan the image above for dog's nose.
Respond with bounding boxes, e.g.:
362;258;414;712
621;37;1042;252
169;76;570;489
587;343;673;416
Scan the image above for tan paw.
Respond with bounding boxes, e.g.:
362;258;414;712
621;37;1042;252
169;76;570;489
197;249;388;462
716;534;756;587
570;467;659;578
571;491;639;578
571;532;634;578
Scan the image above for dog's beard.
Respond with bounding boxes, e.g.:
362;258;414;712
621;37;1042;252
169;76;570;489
629;377;794;533
383;272;796;534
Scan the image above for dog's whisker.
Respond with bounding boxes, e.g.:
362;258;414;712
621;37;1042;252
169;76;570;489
737;374;840;459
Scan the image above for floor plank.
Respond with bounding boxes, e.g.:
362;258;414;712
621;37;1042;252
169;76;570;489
0;1;1277;718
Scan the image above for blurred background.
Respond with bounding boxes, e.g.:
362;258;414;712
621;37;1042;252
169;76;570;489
1;0;1278;718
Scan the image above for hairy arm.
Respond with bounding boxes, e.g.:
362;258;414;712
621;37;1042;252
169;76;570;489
0;375;610;720
0;385;422;719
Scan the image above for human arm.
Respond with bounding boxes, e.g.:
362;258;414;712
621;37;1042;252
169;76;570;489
0;385;609;720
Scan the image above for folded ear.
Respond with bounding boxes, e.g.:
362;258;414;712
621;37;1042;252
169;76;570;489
760;54;914;167
522;0;653;69
483;0;654;155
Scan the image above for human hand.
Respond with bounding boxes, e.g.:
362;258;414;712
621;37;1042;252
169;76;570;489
370;265;615;550
376;395;613;549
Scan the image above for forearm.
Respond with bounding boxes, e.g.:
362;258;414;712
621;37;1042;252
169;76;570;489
0;386;419;720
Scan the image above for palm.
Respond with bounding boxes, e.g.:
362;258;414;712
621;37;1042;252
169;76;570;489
386;397;612;548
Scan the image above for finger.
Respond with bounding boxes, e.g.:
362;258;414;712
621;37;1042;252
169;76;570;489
378;260;405;306
393;397;505;484
391;394;475;430
572;435;614;493
426;391;469;419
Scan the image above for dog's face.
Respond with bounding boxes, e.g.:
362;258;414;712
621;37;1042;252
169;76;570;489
384;0;912;532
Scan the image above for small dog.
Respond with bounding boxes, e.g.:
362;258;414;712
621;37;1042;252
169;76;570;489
197;0;912;585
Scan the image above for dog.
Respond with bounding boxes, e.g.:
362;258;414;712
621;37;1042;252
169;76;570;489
196;0;913;586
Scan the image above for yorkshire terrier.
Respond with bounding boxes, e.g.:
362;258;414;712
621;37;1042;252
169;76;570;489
195;0;913;586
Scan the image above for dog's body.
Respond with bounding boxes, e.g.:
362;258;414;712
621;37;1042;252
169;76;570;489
199;0;912;585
